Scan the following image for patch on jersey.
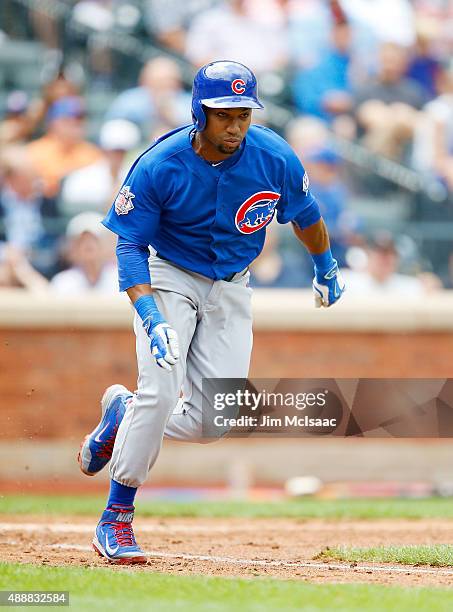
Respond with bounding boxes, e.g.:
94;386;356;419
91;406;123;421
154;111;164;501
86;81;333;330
231;78;246;95
302;171;310;194
235;191;281;234
115;186;135;215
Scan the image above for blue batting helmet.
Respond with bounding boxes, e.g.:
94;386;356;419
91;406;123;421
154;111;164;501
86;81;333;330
191;60;264;131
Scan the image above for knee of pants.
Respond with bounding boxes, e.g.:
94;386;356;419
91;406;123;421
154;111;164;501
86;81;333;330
176;408;226;444
128;392;181;437
135;385;179;412
195;419;232;444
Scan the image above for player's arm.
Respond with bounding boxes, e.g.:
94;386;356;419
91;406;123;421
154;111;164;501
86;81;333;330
292;215;329;255
102;155;179;368
116;237;179;370
276;144;345;307
126;283;153;301
277;145;344;308
292;216;345;308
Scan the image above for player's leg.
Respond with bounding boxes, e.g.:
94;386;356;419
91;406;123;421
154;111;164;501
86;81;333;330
79;269;249;475
164;272;253;442
93;271;198;564
108;291;196;485
78;259;201;477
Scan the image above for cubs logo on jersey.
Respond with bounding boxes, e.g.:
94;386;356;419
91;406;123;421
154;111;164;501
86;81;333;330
231;79;246;94
115;186;135;215
235;191;281;234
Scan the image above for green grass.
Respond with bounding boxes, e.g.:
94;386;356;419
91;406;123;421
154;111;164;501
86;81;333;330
315;544;453;567
1;562;453;612
3;494;453;519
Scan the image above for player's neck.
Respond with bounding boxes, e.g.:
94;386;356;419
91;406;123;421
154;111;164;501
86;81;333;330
192;131;233;163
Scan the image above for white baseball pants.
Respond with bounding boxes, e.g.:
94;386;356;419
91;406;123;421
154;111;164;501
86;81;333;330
109;256;253;488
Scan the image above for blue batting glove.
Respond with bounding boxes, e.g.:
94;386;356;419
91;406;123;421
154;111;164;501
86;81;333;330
134;296;180;371
311;250;346;308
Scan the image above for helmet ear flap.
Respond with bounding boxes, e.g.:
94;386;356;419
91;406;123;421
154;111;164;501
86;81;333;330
192;99;206;131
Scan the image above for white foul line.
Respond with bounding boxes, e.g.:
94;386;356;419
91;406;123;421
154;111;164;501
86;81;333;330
48;543;453;577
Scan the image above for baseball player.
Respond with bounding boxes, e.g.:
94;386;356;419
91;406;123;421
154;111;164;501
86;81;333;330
78;60;345;564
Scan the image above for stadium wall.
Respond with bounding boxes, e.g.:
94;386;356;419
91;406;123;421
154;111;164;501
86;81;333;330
2;289;453;486
2;289;453;440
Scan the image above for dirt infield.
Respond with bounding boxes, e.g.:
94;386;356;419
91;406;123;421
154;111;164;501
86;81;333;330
3;515;453;587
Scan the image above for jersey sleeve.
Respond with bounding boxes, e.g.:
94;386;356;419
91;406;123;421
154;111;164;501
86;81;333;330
102;156;162;246
116;236;151;291
276;148;321;229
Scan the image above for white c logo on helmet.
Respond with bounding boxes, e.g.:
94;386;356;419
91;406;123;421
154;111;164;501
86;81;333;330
231;79;246;94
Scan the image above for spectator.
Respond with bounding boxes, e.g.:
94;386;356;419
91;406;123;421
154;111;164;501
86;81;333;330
27;96;102;198
0;75;80;148
412;59;453;190
292;18;353;122
29;3;60;49
304;147;359;266
249;223;311;288
26;72;81;140
184;0;288;75
0;91;31;145
71;0;114;32
355;42;427;110
341;0;416;47
286;0;334;69
341;234;424;296
417;271;443;293
50;212;117;294
0;145;60;275
354;42;426;160
406;23;441;99
71;1;116;88
412;1;451;57
330;0;416;78
105;56;192;135
285;116;330;160
60;119;142;216
0;244;49;291
144;0;219;55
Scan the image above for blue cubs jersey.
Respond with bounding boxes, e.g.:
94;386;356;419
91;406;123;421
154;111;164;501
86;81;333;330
103;124;320;281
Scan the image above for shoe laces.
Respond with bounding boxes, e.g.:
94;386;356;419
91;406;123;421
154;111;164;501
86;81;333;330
96;409;121;459
111;522;136;547
97;428;117;459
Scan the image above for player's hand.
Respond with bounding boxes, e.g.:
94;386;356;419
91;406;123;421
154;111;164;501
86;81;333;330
312;260;345;308
144;319;180;371
133;295;180;371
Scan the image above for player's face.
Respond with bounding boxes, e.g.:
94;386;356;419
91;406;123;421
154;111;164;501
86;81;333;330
203;107;252;156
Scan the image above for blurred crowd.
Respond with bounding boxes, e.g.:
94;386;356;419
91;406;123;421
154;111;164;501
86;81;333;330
0;0;452;294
